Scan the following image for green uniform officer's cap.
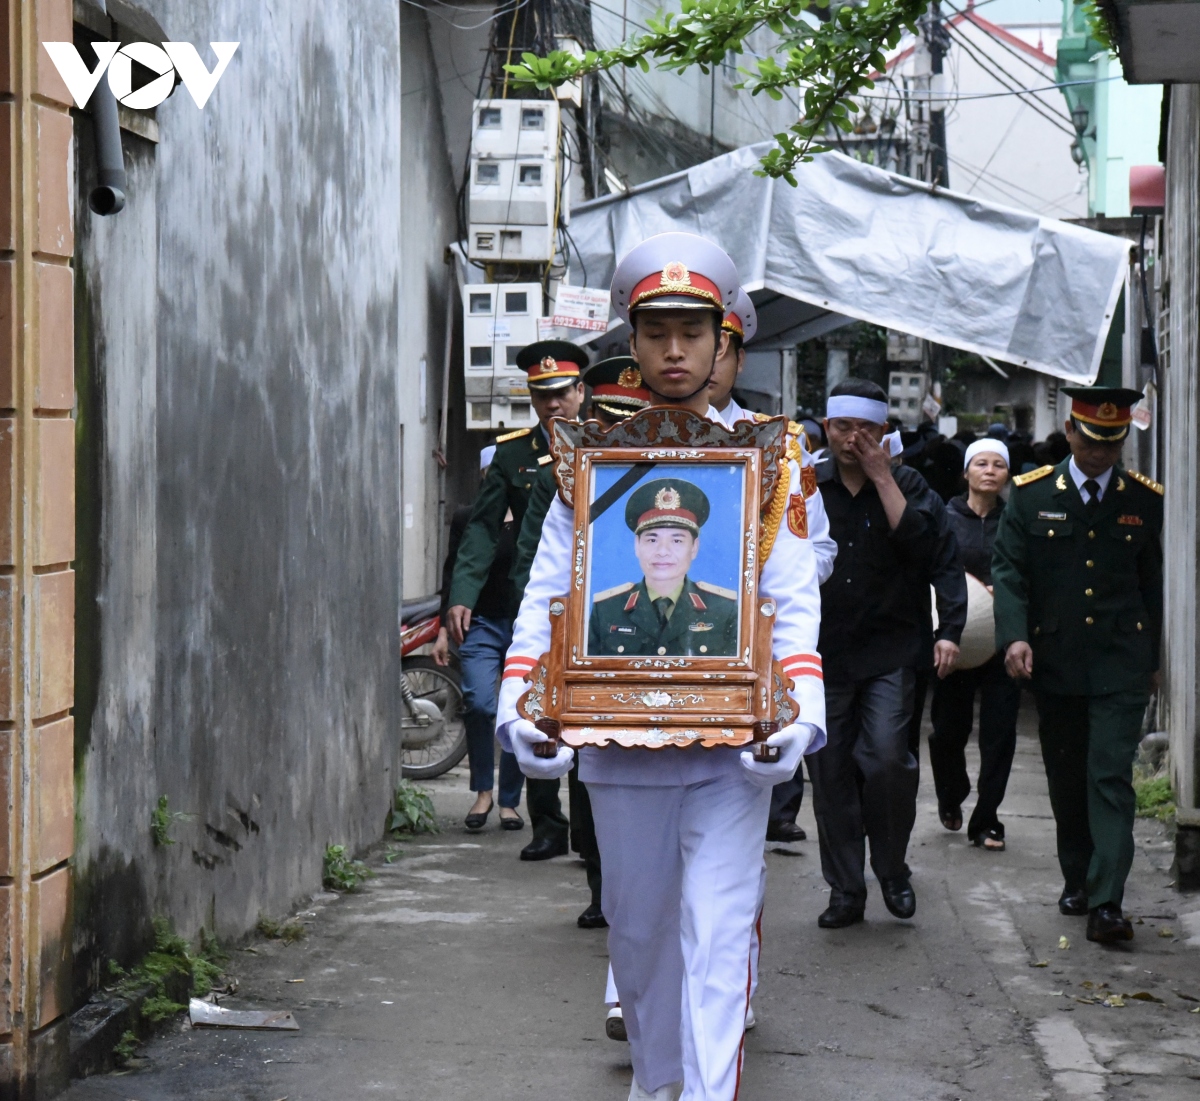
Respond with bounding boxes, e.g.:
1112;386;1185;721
1060;385;1145;442
625;478;710;535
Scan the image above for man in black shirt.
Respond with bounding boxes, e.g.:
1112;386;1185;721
809;380;966;929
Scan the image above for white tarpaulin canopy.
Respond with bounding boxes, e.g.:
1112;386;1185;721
566;145;1131;383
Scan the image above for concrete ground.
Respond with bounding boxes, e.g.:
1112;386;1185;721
63;697;1200;1101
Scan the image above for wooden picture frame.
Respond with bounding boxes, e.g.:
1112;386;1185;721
517;407;799;752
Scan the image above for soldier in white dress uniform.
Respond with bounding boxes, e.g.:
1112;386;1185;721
709;287;837;1027
496;232;827;1101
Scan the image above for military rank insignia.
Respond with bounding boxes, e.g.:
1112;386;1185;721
1117;514;1144;526
801;464;817;498
787;492;809;539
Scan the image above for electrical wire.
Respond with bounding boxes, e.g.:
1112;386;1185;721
399;0;530;32
942;20;1074;134
942;1;1061;84
851;74;1120;103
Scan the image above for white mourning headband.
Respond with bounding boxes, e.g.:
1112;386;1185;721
963;438;1010;470
826;395;889;425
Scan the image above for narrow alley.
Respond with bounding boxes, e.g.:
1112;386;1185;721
62;706;1200;1101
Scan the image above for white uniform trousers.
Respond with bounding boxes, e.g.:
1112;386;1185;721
590;771;772;1100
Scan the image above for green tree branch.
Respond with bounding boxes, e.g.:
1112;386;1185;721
503;0;930;182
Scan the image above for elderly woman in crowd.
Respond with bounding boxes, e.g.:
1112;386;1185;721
929;438;1021;851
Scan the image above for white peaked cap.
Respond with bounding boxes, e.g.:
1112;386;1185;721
610;232;741;323
724;288;758;343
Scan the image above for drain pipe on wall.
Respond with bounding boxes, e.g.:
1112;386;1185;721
89;0;126;215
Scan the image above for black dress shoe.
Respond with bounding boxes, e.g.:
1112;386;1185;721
880;876;916;919
499;812;524;831
818;902;865;929
519;835;569;861
1087;903;1134;944
1058;887;1089;916
577;903;608;929
766;820;807;843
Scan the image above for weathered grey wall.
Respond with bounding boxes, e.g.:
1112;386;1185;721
399;2;459;596
1161;84;1200;818
73;0;409;997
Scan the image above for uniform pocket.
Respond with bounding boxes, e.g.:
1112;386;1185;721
1029;519;1072;540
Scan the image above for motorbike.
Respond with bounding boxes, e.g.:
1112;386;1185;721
399;596;467;779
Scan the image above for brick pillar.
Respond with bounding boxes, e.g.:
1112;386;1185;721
0;0;77;1094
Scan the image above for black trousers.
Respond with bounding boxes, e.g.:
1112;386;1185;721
769;770;804;823
526;778;568;842
567;764;603;907
928;654;1020;841
807;669;918;908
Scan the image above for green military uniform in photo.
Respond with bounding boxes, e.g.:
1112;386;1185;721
587;478;739;657
448;340;589;848
991;387;1163;910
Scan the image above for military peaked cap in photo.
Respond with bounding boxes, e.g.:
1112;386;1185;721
584;356;651;419
625;478;711;536
515;340;590;391
1060;385;1145;442
722;288;758;343
609;232;740;323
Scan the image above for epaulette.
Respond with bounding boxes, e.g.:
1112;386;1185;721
1127;469;1164;495
495;427;531;444
695;580;737;600
1012;465;1054;487
750;411;806;459
593;581;634;602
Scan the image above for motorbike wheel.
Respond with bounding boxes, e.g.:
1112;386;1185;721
400;656;468;780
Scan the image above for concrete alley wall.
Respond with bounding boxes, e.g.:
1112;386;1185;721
72;0;411;999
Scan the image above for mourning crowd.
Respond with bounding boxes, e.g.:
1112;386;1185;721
431;232;1163;1101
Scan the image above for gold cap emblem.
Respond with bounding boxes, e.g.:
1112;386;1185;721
617;365;642;389
654;486;682;510
1097;402;1118;421
539;355;556;371
661;261;691;286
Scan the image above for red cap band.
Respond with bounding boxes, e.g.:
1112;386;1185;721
630;262;723;311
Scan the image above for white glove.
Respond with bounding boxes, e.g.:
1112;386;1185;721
739;723;820;789
510;718;576;780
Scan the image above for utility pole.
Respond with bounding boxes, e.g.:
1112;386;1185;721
910;0;950;186
927;1;951;188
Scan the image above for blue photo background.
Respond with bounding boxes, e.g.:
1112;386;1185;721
586;462;746;603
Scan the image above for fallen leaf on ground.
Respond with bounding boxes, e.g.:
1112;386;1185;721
1191;1007;1200;1014
1058;936;1070;950
285;979;304;984
1175;991;1198;1001
1158;927;1175;938
1103;994;1125;1008
1073;996;1096;1005
1128;991;1164;1003
1030;960;1049;968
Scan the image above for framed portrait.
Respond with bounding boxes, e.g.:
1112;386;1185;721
517;407;799;752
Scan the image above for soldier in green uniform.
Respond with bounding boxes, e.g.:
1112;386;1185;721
446;340;586;861
589;478;739;658
509;356;652;929
992;386;1162;944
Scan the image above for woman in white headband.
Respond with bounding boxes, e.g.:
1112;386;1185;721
928;435;1019;850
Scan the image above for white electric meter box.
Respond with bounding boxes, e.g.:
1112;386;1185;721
467;223;556;263
471;98;558;159
462;283;544;430
469;156;557;227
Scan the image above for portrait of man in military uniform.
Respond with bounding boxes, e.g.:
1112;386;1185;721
587;477;739;658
